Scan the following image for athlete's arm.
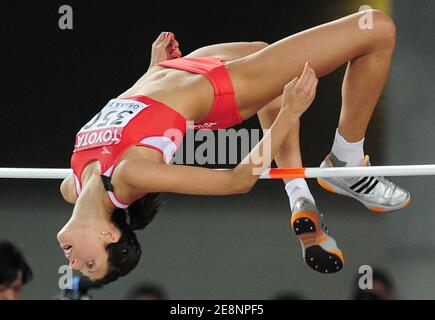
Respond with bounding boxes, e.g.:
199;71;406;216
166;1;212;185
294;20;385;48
119;160;249;196
233;62;318;191
121;62;317;196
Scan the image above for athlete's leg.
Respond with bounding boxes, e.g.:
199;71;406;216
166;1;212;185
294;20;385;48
185;41;269;61
187;42;342;273
257;97;343;274
228;10;396;144
257;97;302;179
226;10;408;212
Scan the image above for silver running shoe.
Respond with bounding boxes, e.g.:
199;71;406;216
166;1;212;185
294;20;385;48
290;198;344;274
318;153;411;213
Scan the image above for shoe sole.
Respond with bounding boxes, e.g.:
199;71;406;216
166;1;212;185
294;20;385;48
305;246;344;274
290;210;344;274
317;178;412;213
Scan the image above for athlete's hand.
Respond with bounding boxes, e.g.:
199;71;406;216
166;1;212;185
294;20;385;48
149;32;182;68
282;62;318;117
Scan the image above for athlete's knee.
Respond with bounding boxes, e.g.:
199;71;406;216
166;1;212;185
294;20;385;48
367;9;397;48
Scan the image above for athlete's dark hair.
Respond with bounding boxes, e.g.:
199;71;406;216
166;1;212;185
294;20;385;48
0;241;33;287
93;193;161;286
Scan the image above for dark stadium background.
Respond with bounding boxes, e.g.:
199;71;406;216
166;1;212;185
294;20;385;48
0;0;434;299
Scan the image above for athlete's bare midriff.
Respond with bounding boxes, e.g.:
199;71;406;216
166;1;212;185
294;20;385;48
118;66;215;123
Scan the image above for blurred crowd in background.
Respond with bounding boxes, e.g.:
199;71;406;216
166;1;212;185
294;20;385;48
0;239;397;300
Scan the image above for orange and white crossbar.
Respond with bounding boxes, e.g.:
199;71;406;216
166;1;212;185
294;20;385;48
260;165;435;179
1;165;435;180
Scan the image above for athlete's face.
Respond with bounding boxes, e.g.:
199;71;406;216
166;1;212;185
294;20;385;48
57;223;119;280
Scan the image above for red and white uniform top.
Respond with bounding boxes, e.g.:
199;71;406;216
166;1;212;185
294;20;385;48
70;95;187;209
71;57;242;209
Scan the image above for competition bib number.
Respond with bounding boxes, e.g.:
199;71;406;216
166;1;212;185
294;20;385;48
74;99;149;152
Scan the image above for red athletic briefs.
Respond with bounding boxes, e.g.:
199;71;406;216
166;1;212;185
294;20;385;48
158;57;242;130
71;57;242;208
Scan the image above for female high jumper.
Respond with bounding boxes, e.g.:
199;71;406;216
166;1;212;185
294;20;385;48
58;10;410;285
